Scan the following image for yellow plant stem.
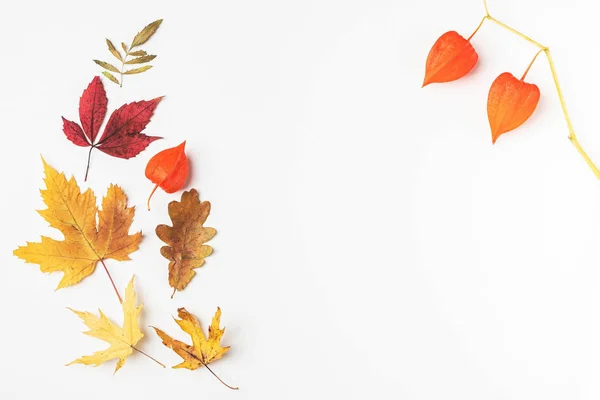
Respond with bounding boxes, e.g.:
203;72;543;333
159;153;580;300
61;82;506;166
485;15;545;49
119;52;129;88
521;49;544;81
468;16;487;41
475;0;600;178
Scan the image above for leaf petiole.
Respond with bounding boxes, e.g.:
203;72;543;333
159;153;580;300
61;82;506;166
84;145;94;182
119;52;129;88
131;346;166;368
100;259;123;304
180;347;238;390
203;364;239;390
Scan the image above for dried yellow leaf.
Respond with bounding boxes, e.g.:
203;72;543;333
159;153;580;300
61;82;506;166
154;307;237;389
95;20;162;86
68;277;163;373
102;71;120;85
131;19;163;48
13;159;141;294
93;59;120;73
106;39;123;62
156;189;216;297
124;65;153;75
125;55;156;64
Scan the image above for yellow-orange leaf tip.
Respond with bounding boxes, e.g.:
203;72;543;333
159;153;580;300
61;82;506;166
487;72;540;144
423;31;478;87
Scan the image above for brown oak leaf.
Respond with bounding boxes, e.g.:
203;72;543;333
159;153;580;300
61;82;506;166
155;189;216;297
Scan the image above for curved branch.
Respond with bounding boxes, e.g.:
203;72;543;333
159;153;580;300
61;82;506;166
481;0;600;178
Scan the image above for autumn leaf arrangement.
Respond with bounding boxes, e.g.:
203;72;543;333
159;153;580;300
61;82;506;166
423;0;600;177
13;20;238;389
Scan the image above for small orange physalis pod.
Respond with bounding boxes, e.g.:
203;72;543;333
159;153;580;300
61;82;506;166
487;53;541;144
422;31;478;86
145;141;189;210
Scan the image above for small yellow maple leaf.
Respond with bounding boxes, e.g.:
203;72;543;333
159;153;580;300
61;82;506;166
13;159;141;299
154;307;238;390
155;189;216;297
68;276;163;373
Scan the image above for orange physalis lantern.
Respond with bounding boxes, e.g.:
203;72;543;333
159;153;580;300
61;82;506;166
145;141;189;210
422;31;478;86
487;54;541;144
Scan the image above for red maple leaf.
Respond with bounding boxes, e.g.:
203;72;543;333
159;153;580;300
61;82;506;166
62;76;163;180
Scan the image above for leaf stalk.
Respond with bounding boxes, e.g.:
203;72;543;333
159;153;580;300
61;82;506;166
84;145;94;182
119;52;129;88
100;259;123;304
203;363;239;390
132;346;166;368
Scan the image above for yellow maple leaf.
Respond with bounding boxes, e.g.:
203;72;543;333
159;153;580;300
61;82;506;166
68;276;163;373
154;307;238;390
155;189;216;297
13;159;141;300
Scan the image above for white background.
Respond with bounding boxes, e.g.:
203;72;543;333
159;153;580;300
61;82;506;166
0;0;598;398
